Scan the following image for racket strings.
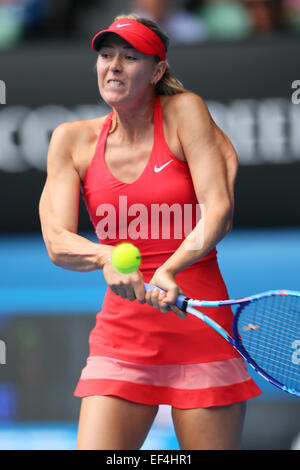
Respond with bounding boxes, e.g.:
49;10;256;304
239;297;298;385
237;295;300;391
246;301;298;381
238;343;300;379
237;307;298;352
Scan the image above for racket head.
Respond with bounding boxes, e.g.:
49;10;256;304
232;292;300;396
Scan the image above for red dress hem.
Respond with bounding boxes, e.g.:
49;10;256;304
74;377;262;409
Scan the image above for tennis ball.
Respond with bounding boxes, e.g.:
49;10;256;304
112;243;141;274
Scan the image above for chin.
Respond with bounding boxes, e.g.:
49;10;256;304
101;91;130;108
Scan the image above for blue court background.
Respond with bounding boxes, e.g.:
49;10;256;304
0;228;299;449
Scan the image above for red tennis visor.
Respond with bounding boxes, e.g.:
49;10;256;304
91;18;166;61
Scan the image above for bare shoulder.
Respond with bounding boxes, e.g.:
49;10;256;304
50;115;107;152
158;93;214;162
47;115;109;177
167;93;236;145
161;93;238;169
160;92;211;123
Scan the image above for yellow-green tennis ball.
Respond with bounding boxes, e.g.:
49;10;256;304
112;243;141;274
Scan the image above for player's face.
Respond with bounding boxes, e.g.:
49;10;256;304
96;34;158;106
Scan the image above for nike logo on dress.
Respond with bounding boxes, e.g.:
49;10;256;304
154;160;173;173
117;24;131;28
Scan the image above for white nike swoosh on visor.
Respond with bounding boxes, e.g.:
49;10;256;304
154;160;173;173
117;24;131;28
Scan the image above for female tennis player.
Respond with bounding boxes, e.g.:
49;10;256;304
39;14;261;450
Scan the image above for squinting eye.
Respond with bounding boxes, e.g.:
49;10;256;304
126;56;137;61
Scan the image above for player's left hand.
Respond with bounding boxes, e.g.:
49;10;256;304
146;269;187;319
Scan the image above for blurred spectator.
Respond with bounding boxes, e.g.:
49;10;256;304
185;0;254;41
130;0;208;44
0;0;25;49
185;0;287;40
0;0;100;49
283;0;300;33
24;0;73;39
241;0;284;34
24;1;99;40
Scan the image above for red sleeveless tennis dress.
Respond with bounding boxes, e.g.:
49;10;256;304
74;95;261;408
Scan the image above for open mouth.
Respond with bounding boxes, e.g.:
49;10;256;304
107;80;124;86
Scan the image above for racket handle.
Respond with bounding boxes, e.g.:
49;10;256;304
144;283;187;310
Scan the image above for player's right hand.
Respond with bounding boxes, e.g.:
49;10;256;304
103;259;146;304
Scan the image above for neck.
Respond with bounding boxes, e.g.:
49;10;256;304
109;93;157;144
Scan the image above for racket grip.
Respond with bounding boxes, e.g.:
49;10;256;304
144;283;187;310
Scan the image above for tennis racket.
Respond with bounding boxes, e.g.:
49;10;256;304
144;284;300;397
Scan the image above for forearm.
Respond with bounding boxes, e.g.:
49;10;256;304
44;228;112;272
161;206;232;275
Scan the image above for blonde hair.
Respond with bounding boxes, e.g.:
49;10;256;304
114;14;189;95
